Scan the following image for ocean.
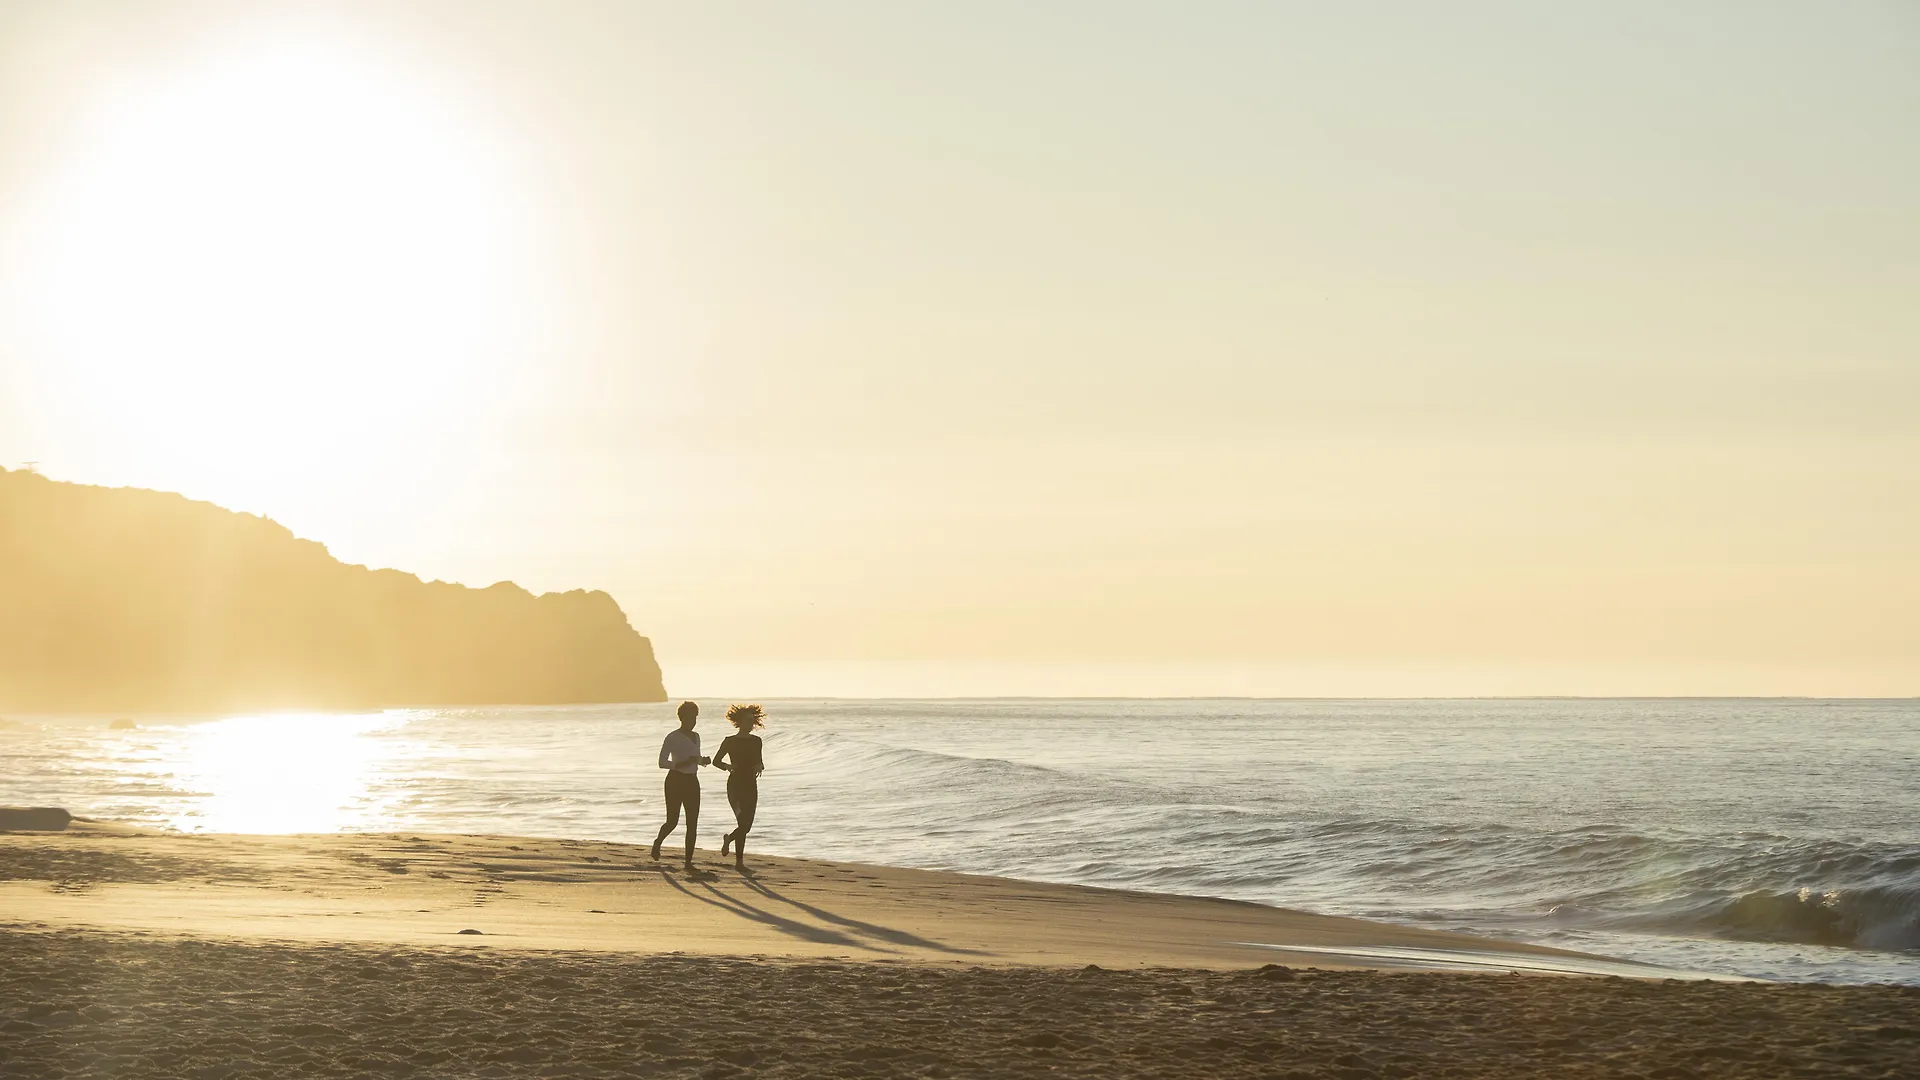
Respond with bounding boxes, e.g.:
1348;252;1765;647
4;698;1915;985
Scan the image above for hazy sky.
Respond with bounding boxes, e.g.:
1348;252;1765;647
2;2;1916;696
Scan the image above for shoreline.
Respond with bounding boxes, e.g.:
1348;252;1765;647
8;825;1918;1078
11;699;1912;988
4;822;1630;973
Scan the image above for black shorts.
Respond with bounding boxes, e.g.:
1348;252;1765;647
727;776;759;833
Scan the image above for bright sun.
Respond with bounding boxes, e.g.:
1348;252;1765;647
5;30;536;493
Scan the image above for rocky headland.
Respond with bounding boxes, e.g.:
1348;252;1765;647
0;469;665;712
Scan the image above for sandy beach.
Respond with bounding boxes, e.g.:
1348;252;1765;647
0;822;1640;969
4;824;1916;1078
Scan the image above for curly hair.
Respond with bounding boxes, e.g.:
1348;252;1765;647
725;703;766;730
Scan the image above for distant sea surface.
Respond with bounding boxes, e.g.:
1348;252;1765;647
4;699;1916;985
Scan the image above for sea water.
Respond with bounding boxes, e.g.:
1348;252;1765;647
4;698;1915;985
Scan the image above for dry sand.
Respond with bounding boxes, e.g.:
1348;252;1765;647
3;824;1915;1078
0;822;1634;969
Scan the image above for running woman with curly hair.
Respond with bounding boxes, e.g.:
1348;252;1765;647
713;703;766;870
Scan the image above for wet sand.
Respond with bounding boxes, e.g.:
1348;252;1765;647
4;825;1916;1078
0;823;1632;970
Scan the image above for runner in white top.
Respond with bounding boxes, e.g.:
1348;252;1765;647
660;729;702;773
651;701;710;870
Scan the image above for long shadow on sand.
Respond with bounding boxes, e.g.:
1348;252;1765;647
655;870;889;952
737;875;990;957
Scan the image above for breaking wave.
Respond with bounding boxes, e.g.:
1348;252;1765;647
10;697;1918;981
769;729;1920;955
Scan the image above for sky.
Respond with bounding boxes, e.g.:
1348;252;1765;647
1;1;1915;697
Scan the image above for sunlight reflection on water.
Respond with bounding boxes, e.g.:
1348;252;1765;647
155;712;407;833
4;699;1915;984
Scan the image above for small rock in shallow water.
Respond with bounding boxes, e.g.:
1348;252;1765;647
457;929;484;935
0;807;71;831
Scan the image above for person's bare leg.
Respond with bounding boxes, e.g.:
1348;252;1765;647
731;782;756;870
723;783;746;858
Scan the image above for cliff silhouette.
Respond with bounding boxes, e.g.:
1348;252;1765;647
0;469;666;713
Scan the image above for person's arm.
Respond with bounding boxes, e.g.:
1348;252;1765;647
713;737;733;772
658;735;676;770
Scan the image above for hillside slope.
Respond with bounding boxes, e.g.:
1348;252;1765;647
0;469;666;712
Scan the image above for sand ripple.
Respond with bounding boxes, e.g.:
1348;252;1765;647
3;931;1916;1079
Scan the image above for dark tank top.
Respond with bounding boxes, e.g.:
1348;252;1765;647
719;734;763;779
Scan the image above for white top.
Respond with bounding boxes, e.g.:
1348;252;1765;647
660;729;702;774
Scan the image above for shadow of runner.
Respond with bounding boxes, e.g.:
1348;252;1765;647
657;872;889;952
737;875;991;957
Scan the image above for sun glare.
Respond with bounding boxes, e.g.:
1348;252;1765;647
4;30;537;493
160;712;406;834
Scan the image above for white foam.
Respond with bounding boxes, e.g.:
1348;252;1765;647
1232;942;1754;981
